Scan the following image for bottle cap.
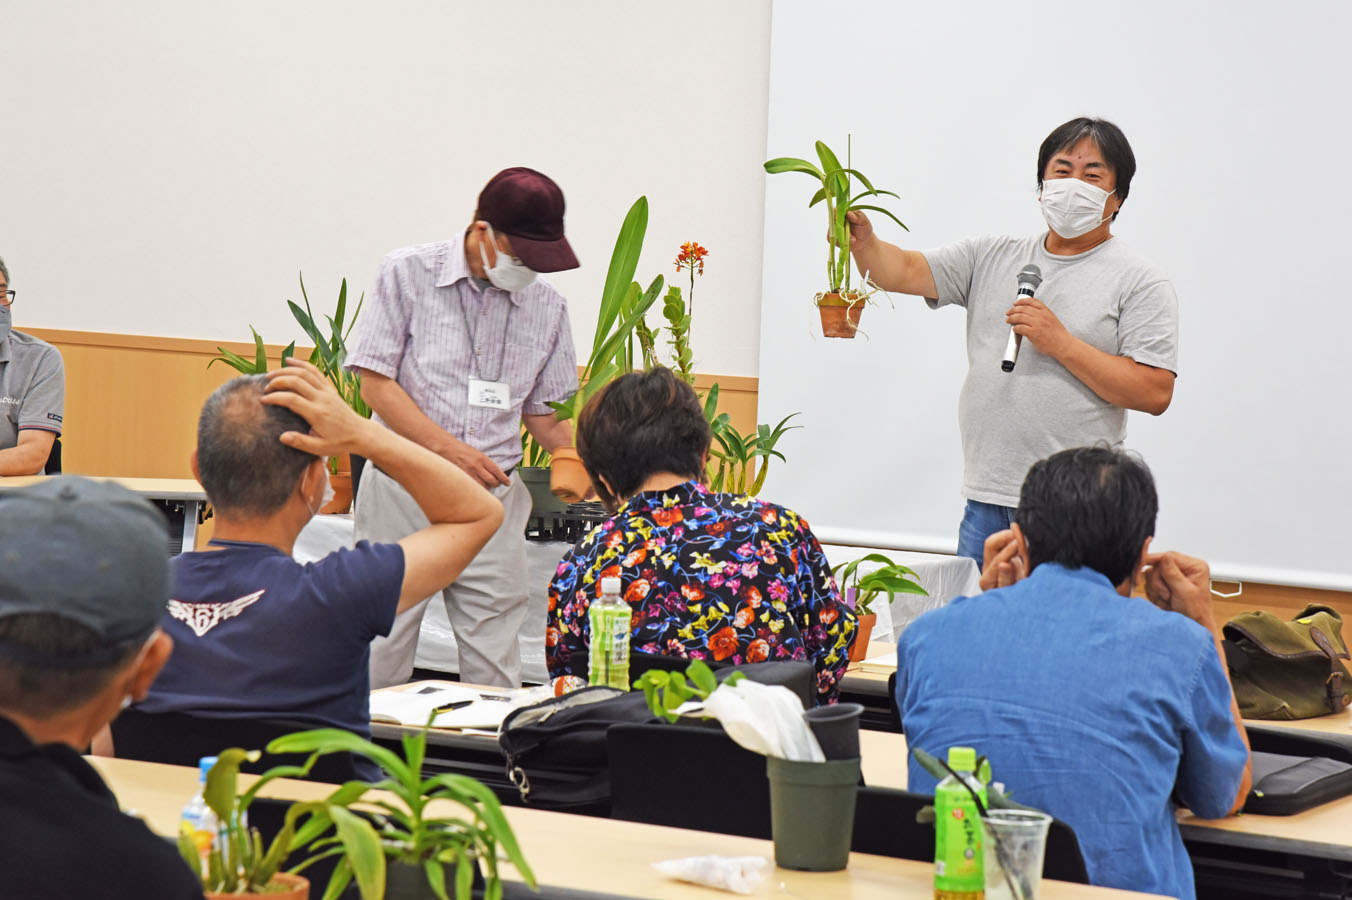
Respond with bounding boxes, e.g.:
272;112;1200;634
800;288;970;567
600;576;621;595
946;746;977;772
198;755;218;781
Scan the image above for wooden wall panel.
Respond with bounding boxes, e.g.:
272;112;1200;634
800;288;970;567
23;329;761;479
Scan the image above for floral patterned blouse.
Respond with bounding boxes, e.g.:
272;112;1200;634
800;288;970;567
545;480;856;702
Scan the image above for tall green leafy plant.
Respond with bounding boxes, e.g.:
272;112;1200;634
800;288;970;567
831;552;928;616
764;137;908;297
269;726;536;900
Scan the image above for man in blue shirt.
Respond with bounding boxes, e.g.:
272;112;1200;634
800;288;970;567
896;446;1251;900
134;360;502;751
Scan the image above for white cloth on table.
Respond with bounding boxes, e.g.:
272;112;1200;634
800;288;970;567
819;544;980;645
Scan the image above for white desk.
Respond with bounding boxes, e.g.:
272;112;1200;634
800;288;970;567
0;474;207;552
90;756;1165;899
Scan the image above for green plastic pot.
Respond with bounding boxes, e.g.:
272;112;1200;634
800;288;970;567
766;755;861;871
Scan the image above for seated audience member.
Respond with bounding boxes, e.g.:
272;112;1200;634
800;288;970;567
896;446;1251;900
546;367;856;703
0;478;202;898
0;255;64;474
135;360;501;757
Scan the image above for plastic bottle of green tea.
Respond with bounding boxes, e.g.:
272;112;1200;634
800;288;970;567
588;576;631;690
934;745;987;900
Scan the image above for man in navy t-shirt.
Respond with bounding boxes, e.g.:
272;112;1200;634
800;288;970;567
136;360;503;748
896;447;1251;900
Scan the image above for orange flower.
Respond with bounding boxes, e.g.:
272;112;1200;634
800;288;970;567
674;241;709;275
733;606;754;628
747;638;770;663
600;565;622;580
621;547;647;568
624;579;652;604
546;626;561;648
680;584;705;602
708;626;739;661
652;507;684;527
743;586;763;607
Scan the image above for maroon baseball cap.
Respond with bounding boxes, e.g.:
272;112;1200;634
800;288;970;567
477;167;580;273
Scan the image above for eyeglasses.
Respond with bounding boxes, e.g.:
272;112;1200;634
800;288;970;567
0;291;13;307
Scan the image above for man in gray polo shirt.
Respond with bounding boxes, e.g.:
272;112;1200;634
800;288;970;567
849;118;1178;568
0;256;64;475
348;168;581;688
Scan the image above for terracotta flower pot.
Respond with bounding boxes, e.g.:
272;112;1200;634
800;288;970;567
849;612;876;662
206;872;309;900
549;447;591;503
817;292;866;339
322;473;353;514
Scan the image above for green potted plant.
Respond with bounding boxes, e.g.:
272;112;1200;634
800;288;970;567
267;726;536;900
210;274;372;511
831;553;928;661
177;748;316;899
764;138;908;338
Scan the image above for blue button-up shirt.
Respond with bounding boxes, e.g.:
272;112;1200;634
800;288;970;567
346;239;578;470
896;564;1248;900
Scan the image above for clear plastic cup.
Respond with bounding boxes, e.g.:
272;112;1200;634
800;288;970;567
981;809;1052;900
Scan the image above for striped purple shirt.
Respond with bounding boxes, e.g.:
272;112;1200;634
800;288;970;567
346;239;578;470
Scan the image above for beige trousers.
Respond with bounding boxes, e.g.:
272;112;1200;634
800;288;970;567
356;465;531;689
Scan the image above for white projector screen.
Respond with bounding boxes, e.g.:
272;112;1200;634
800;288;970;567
758;0;1352;590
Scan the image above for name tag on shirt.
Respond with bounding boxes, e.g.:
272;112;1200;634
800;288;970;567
468;378;511;410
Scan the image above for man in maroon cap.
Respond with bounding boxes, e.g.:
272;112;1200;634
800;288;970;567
347;166;581;688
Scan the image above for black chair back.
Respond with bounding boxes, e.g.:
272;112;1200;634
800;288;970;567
852;785;1089;884
607;720;772;838
43;436;61;474
110;708;361;784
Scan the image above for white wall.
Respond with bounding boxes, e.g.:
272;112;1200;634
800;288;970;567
759;0;1352;589
0;0;770;377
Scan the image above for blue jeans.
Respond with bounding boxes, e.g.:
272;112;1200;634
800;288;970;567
956;500;1016;572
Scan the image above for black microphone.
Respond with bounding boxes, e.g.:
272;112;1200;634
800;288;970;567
1001;264;1043;372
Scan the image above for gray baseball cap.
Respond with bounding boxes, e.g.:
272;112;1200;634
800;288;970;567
0;477;170;665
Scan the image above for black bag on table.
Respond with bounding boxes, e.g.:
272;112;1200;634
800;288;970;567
1243;751;1352;815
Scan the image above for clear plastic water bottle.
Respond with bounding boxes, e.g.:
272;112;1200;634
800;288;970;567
180;755;219;876
934;746;987;900
588;575;632;690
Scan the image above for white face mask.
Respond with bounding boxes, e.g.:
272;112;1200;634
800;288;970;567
1040;178;1115;239
306;475;335;518
478;225;537;292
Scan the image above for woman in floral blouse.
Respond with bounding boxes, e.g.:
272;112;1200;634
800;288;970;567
545;367;856;703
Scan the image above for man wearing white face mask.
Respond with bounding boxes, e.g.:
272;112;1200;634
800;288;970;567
849;117;1179;568
130;362;501;774
348;167;581;688
0;256;65;475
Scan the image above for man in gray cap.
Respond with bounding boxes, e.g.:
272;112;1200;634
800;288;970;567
0;255;65;474
0;477;203;898
348;167;583;688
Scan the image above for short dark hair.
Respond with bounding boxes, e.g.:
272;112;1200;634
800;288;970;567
1037;117;1136;218
0;614;142;716
576;367;711;512
1015;446;1158;587
196;376;317;516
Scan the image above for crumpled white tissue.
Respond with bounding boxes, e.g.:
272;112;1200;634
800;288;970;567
652;855;767;894
701;678;824;762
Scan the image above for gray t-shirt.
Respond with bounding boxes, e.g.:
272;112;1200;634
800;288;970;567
923;233;1178;507
0;330;65;448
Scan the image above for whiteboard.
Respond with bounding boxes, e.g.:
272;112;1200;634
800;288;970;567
759;0;1352;590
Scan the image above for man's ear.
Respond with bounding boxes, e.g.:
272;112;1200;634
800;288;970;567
1010;522;1030;568
190;450;200;483
125;631;173;702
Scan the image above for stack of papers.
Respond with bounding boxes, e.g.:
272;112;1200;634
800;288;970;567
854;653;898;674
369;684;519;731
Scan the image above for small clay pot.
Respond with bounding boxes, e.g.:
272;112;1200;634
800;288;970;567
549;447;592;502
206;872;309;900
848;612;876;662
322;472;353;514
817;293;866;338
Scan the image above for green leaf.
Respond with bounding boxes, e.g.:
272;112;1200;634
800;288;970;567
203;748;258;825
329;806;385;900
807;186;828;208
318;861;354;900
763;156;824;179
688;659;717;695
266;728;414;786
850;204;909;232
595;197;649;358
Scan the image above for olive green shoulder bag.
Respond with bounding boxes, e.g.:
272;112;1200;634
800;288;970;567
1223;604;1352;720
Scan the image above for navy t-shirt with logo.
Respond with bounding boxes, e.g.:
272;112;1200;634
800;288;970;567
140;539;405;738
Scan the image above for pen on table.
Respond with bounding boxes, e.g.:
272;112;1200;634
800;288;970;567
433;700;476;714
